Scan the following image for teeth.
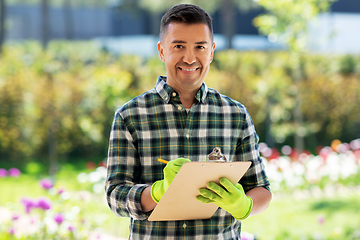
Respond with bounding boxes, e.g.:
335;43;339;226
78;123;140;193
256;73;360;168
181;68;197;72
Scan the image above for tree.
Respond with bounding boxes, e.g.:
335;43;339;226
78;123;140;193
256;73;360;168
253;0;335;151
63;0;74;39
219;0;260;49
41;0;49;50
0;0;5;55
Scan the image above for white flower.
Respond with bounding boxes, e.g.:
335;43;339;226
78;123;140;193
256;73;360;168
77;173;88;183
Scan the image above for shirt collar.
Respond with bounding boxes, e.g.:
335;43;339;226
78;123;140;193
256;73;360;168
155;76;208;104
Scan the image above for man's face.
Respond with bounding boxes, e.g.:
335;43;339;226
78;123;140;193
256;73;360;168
157;22;215;94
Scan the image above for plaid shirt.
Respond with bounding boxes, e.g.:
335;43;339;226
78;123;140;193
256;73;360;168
106;76;270;240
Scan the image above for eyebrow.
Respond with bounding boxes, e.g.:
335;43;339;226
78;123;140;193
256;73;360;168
171;40;209;45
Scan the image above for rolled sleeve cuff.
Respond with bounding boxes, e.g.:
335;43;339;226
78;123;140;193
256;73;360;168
126;184;152;220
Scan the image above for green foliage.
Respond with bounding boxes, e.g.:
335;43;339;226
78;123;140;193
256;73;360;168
208;50;360;148
25;162;44;175
253;0;335;52
1;41;360;164
0;41;156;163
252;0;337;151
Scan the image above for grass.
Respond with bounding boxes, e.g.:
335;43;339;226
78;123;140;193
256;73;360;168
1;166;359;240
242;190;360;239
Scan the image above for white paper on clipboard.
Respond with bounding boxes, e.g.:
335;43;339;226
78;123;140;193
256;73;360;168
148;161;251;221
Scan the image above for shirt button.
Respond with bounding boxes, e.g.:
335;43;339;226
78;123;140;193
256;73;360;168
186;134;190;139
183;223;187;229
172;92;177;97
178;106;182;111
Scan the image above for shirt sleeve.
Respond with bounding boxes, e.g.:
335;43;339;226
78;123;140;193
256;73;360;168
237;110;271;193
105;110;151;220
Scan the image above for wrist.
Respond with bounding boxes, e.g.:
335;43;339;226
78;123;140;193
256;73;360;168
232;196;253;220
141;186;157;212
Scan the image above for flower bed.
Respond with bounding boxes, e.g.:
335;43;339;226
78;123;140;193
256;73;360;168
260;139;360;192
0;174;109;240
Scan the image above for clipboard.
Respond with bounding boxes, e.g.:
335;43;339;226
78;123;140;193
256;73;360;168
148;161;251;221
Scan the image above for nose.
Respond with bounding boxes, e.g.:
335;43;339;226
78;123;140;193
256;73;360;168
182;48;196;65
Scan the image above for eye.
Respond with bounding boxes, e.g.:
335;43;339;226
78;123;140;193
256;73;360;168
196;45;205;50
175;45;184;49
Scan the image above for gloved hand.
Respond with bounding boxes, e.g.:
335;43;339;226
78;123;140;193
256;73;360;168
196;177;253;220
151;158;191;203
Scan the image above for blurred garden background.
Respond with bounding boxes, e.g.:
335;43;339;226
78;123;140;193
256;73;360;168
1;0;360;239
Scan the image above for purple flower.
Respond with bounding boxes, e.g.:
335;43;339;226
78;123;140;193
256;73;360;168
54;213;64;225
8;227;15;235
68;225;75;232
36;197;52;211
12;213;20;221
0;168;7;177
58;187;65;195
21;197;36;213
9;168;21;177
39;179;54;190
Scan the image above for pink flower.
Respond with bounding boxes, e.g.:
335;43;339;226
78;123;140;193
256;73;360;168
8;227;15;235
54;213;64;225
36;197;52;211
58;187;65;195
0;168;7;177
21;197;36;213
68;225;75;232
39;179;54;190
9;168;21;177
318;215;325;225
12;213;20;221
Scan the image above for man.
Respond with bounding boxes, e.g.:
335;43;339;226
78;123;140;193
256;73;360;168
106;4;271;239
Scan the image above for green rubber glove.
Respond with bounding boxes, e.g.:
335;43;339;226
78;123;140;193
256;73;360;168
151;158;191;203
197;177;253;220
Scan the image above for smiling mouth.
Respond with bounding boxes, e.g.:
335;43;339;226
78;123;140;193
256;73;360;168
178;67;200;72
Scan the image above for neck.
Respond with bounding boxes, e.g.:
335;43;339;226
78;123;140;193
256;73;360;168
164;77;201;109
179;91;196;109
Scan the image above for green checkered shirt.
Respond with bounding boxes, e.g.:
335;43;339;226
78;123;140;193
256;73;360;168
106;76;270;240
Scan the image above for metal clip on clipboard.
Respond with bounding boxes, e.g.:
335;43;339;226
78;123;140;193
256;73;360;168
206;147;227;162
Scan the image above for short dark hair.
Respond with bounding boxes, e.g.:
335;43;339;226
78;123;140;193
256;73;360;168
160;4;214;42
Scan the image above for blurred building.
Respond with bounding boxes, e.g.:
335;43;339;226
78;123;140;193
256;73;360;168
3;0;360;55
308;0;360;54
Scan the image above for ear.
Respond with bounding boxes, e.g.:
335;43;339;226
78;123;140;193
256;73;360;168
157;41;165;63
210;42;216;63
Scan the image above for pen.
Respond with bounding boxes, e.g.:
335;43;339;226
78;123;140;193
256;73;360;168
158;158;169;164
